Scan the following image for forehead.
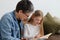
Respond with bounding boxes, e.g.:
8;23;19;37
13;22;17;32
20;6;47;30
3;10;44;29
25;12;34;17
24;13;31;17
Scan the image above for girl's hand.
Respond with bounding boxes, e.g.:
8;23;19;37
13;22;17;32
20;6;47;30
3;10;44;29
34;34;42;38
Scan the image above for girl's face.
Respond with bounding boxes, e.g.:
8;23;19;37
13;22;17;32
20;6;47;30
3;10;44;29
33;16;42;25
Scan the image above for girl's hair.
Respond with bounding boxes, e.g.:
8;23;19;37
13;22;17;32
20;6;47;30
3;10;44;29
29;10;44;36
16;0;34;13
33;10;43;17
28;10;43;23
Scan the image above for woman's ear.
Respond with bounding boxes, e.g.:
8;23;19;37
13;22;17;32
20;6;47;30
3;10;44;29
19;10;23;14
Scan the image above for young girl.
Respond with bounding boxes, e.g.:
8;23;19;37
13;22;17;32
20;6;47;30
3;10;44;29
24;10;44;40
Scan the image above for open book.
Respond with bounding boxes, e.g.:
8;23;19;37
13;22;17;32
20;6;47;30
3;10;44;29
37;33;52;39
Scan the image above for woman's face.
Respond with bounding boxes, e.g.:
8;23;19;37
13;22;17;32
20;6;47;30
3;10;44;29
33;16;42;25
18;10;32;21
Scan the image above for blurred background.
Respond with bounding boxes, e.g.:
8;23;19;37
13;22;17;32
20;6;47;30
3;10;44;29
0;0;60;19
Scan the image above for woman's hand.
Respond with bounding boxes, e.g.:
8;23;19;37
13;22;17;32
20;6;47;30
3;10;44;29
21;38;26;40
21;38;28;40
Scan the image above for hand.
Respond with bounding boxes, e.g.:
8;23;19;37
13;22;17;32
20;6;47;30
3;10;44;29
21;38;26;40
19;13;28;21
34;34;41;38
19;13;28;24
21;38;28;40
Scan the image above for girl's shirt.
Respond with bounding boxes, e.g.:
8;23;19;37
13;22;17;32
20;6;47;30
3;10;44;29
24;23;40;39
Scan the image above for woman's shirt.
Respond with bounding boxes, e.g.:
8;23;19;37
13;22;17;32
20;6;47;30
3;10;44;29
0;11;24;40
24;23;40;38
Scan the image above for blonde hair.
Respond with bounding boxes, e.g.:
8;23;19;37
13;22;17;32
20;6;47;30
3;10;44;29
28;10;43;24
33;10;43;17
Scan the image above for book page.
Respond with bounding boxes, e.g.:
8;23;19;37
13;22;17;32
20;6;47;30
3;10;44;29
38;33;52;39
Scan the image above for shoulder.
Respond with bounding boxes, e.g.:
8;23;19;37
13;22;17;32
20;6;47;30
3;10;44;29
24;23;33;28
0;11;15;25
24;23;29;26
24;23;31;27
0;11;14;22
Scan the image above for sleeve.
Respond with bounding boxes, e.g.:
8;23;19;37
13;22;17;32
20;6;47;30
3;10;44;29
0;15;20;40
24;24;31;38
